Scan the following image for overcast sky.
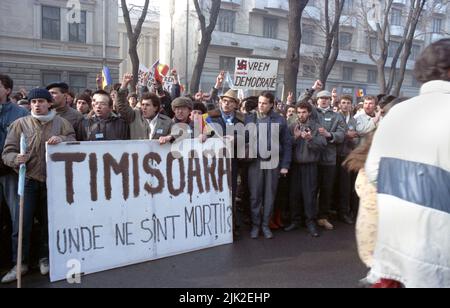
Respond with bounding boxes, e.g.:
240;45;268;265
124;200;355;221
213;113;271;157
119;0;160;21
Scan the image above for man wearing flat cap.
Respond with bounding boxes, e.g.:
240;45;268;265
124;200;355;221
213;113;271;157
159;97;194;144
47;82;83;129
314;89;346;231
1;88;75;283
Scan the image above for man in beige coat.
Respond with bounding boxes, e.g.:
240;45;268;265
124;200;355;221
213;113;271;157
1;88;75;284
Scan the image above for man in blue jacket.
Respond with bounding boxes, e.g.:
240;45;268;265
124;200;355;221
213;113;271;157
0;74;29;280
246;91;292;239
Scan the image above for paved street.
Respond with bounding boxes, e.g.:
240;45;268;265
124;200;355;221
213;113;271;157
0;222;367;288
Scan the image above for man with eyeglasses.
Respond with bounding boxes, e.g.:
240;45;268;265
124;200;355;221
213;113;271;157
205;89;245;240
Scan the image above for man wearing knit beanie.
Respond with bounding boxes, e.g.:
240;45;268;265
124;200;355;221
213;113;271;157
27;88;53;104
1;88;76;284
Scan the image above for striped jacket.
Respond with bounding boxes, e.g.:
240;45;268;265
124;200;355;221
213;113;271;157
365;80;450;288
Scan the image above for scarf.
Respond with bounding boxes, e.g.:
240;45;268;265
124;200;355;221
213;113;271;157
31;110;56;123
318;106;331;113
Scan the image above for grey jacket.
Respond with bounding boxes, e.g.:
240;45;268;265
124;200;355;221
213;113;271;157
337;113;359;157
315;108;346;166
290;120;327;164
55;105;84;129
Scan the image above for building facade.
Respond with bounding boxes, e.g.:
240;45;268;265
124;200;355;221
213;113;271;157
0;0;121;94
160;0;450;98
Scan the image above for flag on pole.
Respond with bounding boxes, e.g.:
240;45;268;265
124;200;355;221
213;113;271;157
151;60;163;83
202;113;214;135
102;66;113;90
157;63;170;77
18;133;27;197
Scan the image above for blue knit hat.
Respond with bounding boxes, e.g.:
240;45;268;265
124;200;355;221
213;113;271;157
27;88;53;102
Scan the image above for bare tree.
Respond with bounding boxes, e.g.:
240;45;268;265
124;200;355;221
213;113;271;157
361;0;428;95
190;0;222;94
121;0;151;89
318;0;346;89
360;0;394;95
284;0;309;101
391;0;426;96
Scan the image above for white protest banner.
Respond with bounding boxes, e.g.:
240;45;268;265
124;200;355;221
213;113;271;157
138;64;150;87
234;58;279;91
163;75;176;93
46;139;233;282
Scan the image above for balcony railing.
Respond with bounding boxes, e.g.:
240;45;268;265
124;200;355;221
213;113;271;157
221;0;242;5
254;0;289;11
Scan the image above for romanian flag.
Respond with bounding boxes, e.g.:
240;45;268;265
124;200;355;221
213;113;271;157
202;113;214;135
102;66;113;90
357;88;366;98
157;63;170;76
151;60;163;83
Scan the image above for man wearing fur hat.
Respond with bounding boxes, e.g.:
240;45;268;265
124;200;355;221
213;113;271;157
1;88;75;283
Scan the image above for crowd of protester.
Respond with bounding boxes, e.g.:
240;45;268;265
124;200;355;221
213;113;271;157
0;38;448;288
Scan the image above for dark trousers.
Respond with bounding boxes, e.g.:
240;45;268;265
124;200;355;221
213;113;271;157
248;160;280;228
289;163;318;225
12;179;48;265
318;165;336;219
0;173;19;265
237;162;251;224
336;156;359;216
274;174;290;222
0;201;12;269
231;159;239;231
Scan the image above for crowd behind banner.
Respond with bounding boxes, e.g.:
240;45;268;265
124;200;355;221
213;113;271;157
0;38;449;288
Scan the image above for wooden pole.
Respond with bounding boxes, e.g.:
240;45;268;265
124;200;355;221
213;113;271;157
17;196;24;288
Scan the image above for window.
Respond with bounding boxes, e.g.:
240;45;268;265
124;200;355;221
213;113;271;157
432;18;443;33
342;87;354;96
302;25;314;45
343;67;353;81
388;41;401;57
339;32;353;50
42;6;61;40
303;65;316;78
69;74;87;95
69;11;86;43
369;37;379;54
368;70;378;84
411;44;422;60
390;8;402;26
217;10;235;33
42;72;62;87
263;18;278;39
342;0;353;14
219;56;236;73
